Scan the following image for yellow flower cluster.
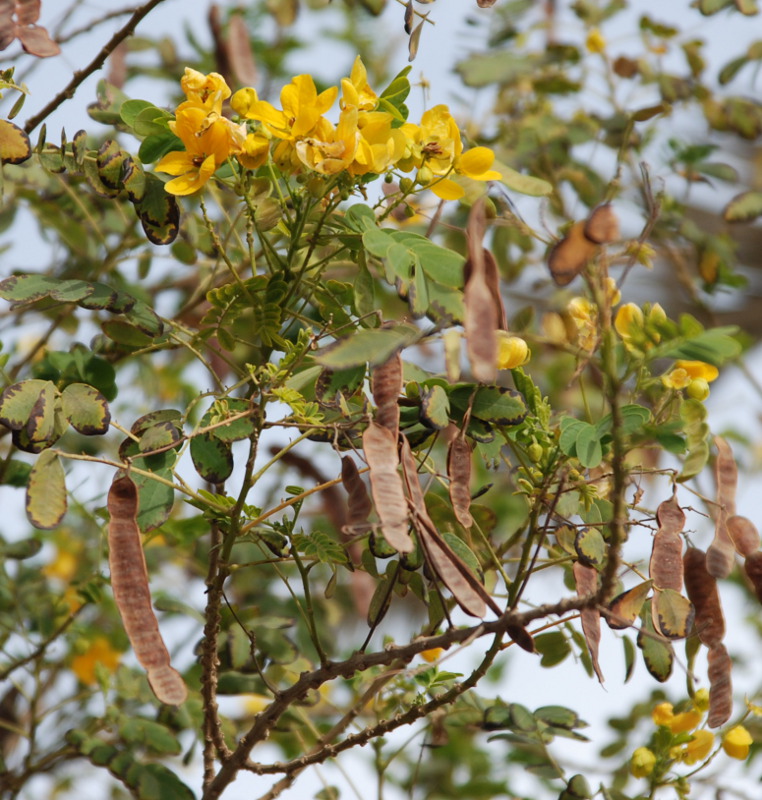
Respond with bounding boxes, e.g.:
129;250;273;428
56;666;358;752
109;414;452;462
156;61;501;199
568;276;620;351
614;301;665;354
661;360;719;400
631;695;754;780
71;636;121;685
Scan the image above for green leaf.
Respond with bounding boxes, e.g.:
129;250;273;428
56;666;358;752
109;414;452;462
87;80;130;126
596;404;651;437
315;365;366;404
653;588;695;639
131;106;173;138
636;610;673;682
190;432;234;483
78;282;136;313
534;705;587;730
0;379;53;430
123;299;164;337
623;634;636;682
575;423;603;468
0;274;62;303
293;530;348;564
119;718;181;756
61;383;110;435
119;99;156;129
605;580;653;630
724;190;762;222
533;631;571;667
101;320;155;347
419;384;450;430
139;421;182;453
494;160;553;197
344;203;376;232
132;467;175;532
659;326;741;365
559;417;587;457
574;527;606;568
449;385;527;426
134;763;195;800
377;65;411;124
138;131;183;164
25;450;67;529
132;173;179;245
315;324;420;369
1;537;42;559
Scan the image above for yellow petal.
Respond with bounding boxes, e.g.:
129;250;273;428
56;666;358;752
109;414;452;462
722;725;753;759
674;360;719;383
458;146;497;177
155;151;195;176
429;177;464;200
163;153;216;196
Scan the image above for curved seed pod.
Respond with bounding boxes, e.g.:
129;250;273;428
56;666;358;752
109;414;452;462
743;551;762;605
649;530;683;592
683;547;725;648
341;456;372;534
448;436;474;529
583;203;620;244
108;475;188;706
371;352;402;439
656;494;685;533
573;561;604;683
363;422;413;553
707;642;733;728
547;221;598;287
706;524;735;579
727;515;760;558
714;436;737;517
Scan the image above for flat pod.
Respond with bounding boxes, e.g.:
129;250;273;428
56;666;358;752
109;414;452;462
707;642;733;728
649;529;683;592
655;495;686;533
547;222;598;287
727;514;760;557
362;422;413;553
447;436;474;529
583;204;620;244
341;456;372;533
573;561;604;683
108;475;187;706
743;551;762;605
683;547;725;648
371;351;402;438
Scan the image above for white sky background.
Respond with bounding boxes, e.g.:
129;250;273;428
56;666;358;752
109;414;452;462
3;1;762;799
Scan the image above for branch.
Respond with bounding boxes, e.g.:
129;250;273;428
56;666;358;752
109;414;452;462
23;0;168;134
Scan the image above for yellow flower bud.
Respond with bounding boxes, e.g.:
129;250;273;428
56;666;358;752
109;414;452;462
686;378;710;401
496;332;530;369
614;303;644;340
586;28;606;54
668;709;703;734
693;688;710;712
722;725;753;760
630;747;656;778
652;702;674;727
420;647;444;663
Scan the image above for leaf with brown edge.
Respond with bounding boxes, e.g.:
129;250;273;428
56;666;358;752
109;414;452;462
683;547;725;648
707;642;732;728
447;435;473;528
573;561;604;683
583;204;620;244
727;515;760;557
371;351;402;438
604;580;652;630
25;449;66;529
363;421;413;553
651;588;695;640
743;551;762;605
547;222;598;287
108;475;187;706
400;437;499;618
637;611;673;682
341;456;372;534
60;383;110;435
0;119;31;165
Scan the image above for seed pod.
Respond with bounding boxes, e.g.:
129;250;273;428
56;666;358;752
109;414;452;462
655;494;685;533
448;436;474;529
363;422;413;553
649;529;683;592
683;547;725;648
707;643;732;728
108;475;187;706
573;561;604;683
341;456;372;534
547;221;598;287
714;436;737;517
743;551;762;605
727;515;760;557
371;352;402;439
583;203;620;244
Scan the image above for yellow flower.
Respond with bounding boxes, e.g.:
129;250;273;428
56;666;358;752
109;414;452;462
352;111;407;175
667;709;703;734
236;74;338;142
71;637;121;685
179;68;231;113
568;296;598;351
496;332;530;369
295;107;359;175
671;729;715;765
420;647;444;663
236;132;270;170
630;747;656;778
653;701;675;727
615;303;644;341
43;548;79;582
340;56;378;111
155;106;241;195
586;28;606;54
693;689;710;712
662;360;719;391
722;725;753;759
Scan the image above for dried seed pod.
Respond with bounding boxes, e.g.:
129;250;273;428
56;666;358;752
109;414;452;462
573;561;604;683
341;456;372;534
655;494;685;533
108;475;188;706
706;523;735;579
707;643;733;728
649;529;683;592
363;422;413;553
727;515;760;558
583;204;620;244
743;551;762;605
547;221;598;287
683;548;725;648
714;436;737;517
448;436;474;529
371;352;402;439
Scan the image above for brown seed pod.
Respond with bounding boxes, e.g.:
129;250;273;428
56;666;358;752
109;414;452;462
683;547;725;648
363;422;413;553
371;351;402;439
573;561;604;683
649;529;683;592
341;456;372;534
447;436;474;529
547;221;598;287
707;642;733;728
743;551;762;605
108;475;187;706
583;204;620;244
727;515;761;558
714;436;738;517
655;494;685;534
